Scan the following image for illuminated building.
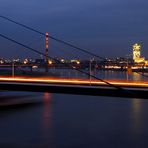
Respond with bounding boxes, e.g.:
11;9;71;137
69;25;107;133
133;43;145;63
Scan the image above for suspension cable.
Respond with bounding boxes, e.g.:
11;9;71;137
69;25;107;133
0;15;105;60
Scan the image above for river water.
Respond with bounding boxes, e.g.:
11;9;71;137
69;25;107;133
0;70;148;148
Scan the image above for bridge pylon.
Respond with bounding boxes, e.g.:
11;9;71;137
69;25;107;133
45;32;49;73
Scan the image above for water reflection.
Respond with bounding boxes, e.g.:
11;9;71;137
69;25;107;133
43;93;52;129
42;93;53;146
47;68;147;81
131;99;142;136
132;72;142;81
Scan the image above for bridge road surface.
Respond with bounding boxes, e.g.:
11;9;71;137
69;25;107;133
0;77;148;99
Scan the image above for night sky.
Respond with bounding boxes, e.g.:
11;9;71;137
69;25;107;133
0;0;148;59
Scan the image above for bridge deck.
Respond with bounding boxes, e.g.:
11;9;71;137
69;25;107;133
0;77;148;99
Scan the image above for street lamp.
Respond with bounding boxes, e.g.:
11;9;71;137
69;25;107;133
89;58;94;85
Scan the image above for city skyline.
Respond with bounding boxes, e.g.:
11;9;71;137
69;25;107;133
0;0;148;58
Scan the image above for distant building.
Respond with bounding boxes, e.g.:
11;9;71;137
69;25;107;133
133;43;145;63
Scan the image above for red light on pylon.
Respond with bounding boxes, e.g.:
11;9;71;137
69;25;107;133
45;32;49;49
45;32;49;36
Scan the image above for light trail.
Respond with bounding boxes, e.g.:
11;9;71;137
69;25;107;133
0;77;148;88
0;77;148;98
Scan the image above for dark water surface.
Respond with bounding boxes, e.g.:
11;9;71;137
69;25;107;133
0;92;148;148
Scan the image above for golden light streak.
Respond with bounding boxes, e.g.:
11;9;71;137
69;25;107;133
0;77;147;88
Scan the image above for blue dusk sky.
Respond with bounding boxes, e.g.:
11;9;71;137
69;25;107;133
0;0;148;59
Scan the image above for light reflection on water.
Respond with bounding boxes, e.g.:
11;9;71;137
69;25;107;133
42;93;53;146
131;99;142;136
48;68;146;81
132;72;142;81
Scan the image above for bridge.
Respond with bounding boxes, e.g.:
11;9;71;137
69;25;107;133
0;77;147;99
0;15;148;99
